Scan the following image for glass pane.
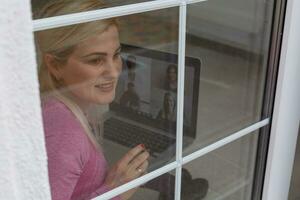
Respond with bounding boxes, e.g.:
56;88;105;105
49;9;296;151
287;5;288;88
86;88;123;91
183;0;274;155
182;132;259;200
104;8;179;171
31;0;153;19
130;170;176;200
35;5;179;199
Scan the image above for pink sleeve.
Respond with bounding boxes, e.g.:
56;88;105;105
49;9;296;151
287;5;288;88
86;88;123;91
89;185;122;200
43;100;121;200
43;102;88;200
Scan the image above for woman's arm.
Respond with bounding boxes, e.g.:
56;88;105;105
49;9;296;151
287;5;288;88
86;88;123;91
43;101;90;200
45;116;122;200
43;99;149;200
46;135;85;200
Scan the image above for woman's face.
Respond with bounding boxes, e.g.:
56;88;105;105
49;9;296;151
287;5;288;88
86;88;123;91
57;25;122;106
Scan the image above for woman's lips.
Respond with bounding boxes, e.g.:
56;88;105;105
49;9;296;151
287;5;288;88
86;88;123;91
95;82;114;92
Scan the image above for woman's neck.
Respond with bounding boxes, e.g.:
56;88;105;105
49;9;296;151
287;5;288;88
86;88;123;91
62;91;92;114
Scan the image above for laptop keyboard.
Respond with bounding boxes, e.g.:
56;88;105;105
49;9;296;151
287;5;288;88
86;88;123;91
104;117;176;155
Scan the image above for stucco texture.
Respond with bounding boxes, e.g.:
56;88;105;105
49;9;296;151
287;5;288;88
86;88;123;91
0;0;51;199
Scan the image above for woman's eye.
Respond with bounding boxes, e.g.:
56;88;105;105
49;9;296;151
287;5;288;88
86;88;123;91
114;52;121;59
88;58;103;65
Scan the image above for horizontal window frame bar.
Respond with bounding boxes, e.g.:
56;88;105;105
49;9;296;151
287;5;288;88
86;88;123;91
33;0;207;31
33;0;181;31
93;118;269;199
182;118;270;165
187;0;208;4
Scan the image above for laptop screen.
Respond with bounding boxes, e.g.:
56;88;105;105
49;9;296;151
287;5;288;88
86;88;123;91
110;44;200;138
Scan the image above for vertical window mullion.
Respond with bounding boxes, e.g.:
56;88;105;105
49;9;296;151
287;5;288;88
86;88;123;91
175;1;187;200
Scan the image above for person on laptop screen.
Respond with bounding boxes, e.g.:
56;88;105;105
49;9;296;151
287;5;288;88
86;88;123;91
120;82;140;111
157;92;176;122
36;1;149;199
164;64;178;92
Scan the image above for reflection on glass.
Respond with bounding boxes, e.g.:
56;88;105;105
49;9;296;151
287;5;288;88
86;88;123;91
183;0;274;154
130;171;176;200
103;43;181;171
103;7;179;172
35;0;178;199
31;0;152;19
125;168;207;200
118;9;178;49
183;132;258;200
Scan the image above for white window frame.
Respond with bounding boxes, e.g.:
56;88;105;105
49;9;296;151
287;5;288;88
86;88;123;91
262;0;300;199
1;0;299;199
33;1;272;199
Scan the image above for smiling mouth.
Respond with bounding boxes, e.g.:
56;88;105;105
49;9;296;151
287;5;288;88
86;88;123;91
95;82;114;92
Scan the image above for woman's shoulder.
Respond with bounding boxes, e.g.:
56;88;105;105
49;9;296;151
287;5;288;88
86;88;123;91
42;97;70;114
42;97;92;161
42;97;75;123
41;97;85;138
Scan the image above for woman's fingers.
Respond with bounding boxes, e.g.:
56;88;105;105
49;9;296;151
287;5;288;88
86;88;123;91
121;144;145;165
104;145;150;191
129;159;149;180
128;150;150;170
107;144;150;186
137;160;149;173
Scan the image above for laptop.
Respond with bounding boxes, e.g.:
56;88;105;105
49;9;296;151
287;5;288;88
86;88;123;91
103;44;201;169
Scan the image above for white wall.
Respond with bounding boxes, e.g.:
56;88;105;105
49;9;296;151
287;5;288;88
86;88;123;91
0;0;51;199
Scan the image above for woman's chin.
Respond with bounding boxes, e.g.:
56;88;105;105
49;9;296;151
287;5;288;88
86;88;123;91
94;93;115;105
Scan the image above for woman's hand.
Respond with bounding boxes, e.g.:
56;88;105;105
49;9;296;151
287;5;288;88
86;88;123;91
104;144;149;200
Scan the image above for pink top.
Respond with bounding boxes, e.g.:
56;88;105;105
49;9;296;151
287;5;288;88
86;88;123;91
42;98;121;200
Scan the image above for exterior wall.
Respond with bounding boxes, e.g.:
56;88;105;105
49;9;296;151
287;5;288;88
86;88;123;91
262;0;300;199
0;0;51;199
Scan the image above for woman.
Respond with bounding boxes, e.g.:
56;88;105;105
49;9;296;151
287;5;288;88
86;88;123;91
157;92;176;122
164;64;177;92
36;1;149;199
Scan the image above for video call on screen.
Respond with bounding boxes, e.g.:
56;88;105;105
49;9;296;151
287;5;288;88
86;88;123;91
114;53;195;127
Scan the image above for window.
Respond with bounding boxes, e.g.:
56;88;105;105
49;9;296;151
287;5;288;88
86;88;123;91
31;0;277;199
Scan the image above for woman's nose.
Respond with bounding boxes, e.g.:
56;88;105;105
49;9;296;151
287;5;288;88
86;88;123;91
104;59;121;77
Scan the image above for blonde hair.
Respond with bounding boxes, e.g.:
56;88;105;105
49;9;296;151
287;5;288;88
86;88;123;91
35;0;118;149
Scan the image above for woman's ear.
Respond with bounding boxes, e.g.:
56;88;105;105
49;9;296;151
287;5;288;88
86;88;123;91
44;53;63;81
